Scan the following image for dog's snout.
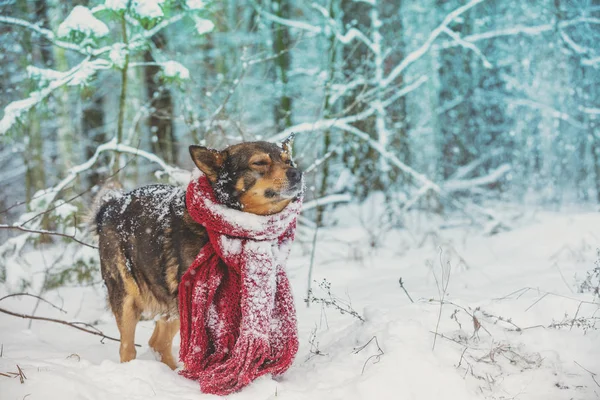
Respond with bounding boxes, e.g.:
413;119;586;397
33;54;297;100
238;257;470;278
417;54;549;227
286;168;302;182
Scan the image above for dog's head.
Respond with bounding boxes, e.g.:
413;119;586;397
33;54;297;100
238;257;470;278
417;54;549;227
189;136;303;215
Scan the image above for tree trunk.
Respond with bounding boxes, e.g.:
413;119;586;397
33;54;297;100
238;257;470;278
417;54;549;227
316;0;340;226
144;33;176;164
272;0;293;131
46;0;76;174
23;0;50;199
82;89;105;187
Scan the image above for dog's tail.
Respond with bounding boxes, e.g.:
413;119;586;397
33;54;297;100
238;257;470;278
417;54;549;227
85;180;124;238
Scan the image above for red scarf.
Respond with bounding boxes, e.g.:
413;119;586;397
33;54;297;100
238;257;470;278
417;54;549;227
178;173;302;395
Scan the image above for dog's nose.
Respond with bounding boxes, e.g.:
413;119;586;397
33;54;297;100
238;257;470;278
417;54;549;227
286;168;302;183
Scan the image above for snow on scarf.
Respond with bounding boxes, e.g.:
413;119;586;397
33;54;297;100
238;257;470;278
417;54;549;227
178;173;302;395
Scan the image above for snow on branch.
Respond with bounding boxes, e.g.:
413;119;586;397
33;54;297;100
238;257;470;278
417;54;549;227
441;27;492;68
129;61;190;79
440;24;553;49
581;57;600;67
439;17;600;50
256;6;321;33
506;97;586;129
302;193;353;212
383;0;487;87
0;15;88;55
57;6;109;40
580;106;600;115
380;76;428;109
255;3;375;52
448;149;505;181
443;164;511;193
0;58;110;135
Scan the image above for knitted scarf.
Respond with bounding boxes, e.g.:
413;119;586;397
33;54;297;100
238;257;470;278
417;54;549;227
178;173;302;395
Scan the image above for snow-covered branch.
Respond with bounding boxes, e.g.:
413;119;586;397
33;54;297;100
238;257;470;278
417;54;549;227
449;149;505;181
443;164;511;193
0;15;87;55
439;17;600;50
439;24;554;49
302;193;353;212
255;5;321;34
255;3;376;52
380;76;428;109
506;97;586;129
0;58;110;135
580;106;600;115
441;27;492;68
383;0;487;87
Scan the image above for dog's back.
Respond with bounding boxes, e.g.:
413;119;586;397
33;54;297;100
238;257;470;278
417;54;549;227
96;184;207;320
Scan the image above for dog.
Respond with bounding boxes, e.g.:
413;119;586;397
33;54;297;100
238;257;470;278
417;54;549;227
95;138;302;370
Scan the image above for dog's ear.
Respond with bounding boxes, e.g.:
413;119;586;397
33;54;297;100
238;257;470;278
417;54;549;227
281;132;295;154
189;145;225;181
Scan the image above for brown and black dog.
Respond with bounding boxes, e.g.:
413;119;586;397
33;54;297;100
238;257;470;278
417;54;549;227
95;139;302;369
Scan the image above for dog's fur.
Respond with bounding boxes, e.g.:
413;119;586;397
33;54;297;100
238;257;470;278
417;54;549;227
95;140;302;369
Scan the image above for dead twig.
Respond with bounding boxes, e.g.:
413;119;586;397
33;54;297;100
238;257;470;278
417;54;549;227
427;299;492;336
305;325;327;362
1;365;27;384
574;361;600;388
570;301;583;331
16;365;26;384
525;292;549;312
398;277;414;303
495;286;597;307
353;336;384;375
304;279;365;322
432;247;451;351
457;346;469;369
477;308;522;332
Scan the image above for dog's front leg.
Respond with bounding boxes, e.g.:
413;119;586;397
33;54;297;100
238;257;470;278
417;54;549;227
116;296;141;363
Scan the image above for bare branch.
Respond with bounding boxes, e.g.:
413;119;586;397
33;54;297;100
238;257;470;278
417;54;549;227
0;293;66;314
0;306;138;346
0;224;97;249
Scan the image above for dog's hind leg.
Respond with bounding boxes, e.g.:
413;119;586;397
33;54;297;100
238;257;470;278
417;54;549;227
116;295;141;363
148;316;180;370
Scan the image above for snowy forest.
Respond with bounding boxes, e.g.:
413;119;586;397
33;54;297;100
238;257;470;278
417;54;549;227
1;1;600;399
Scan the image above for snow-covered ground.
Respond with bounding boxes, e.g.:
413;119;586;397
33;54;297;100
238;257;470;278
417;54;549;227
1;205;599;399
